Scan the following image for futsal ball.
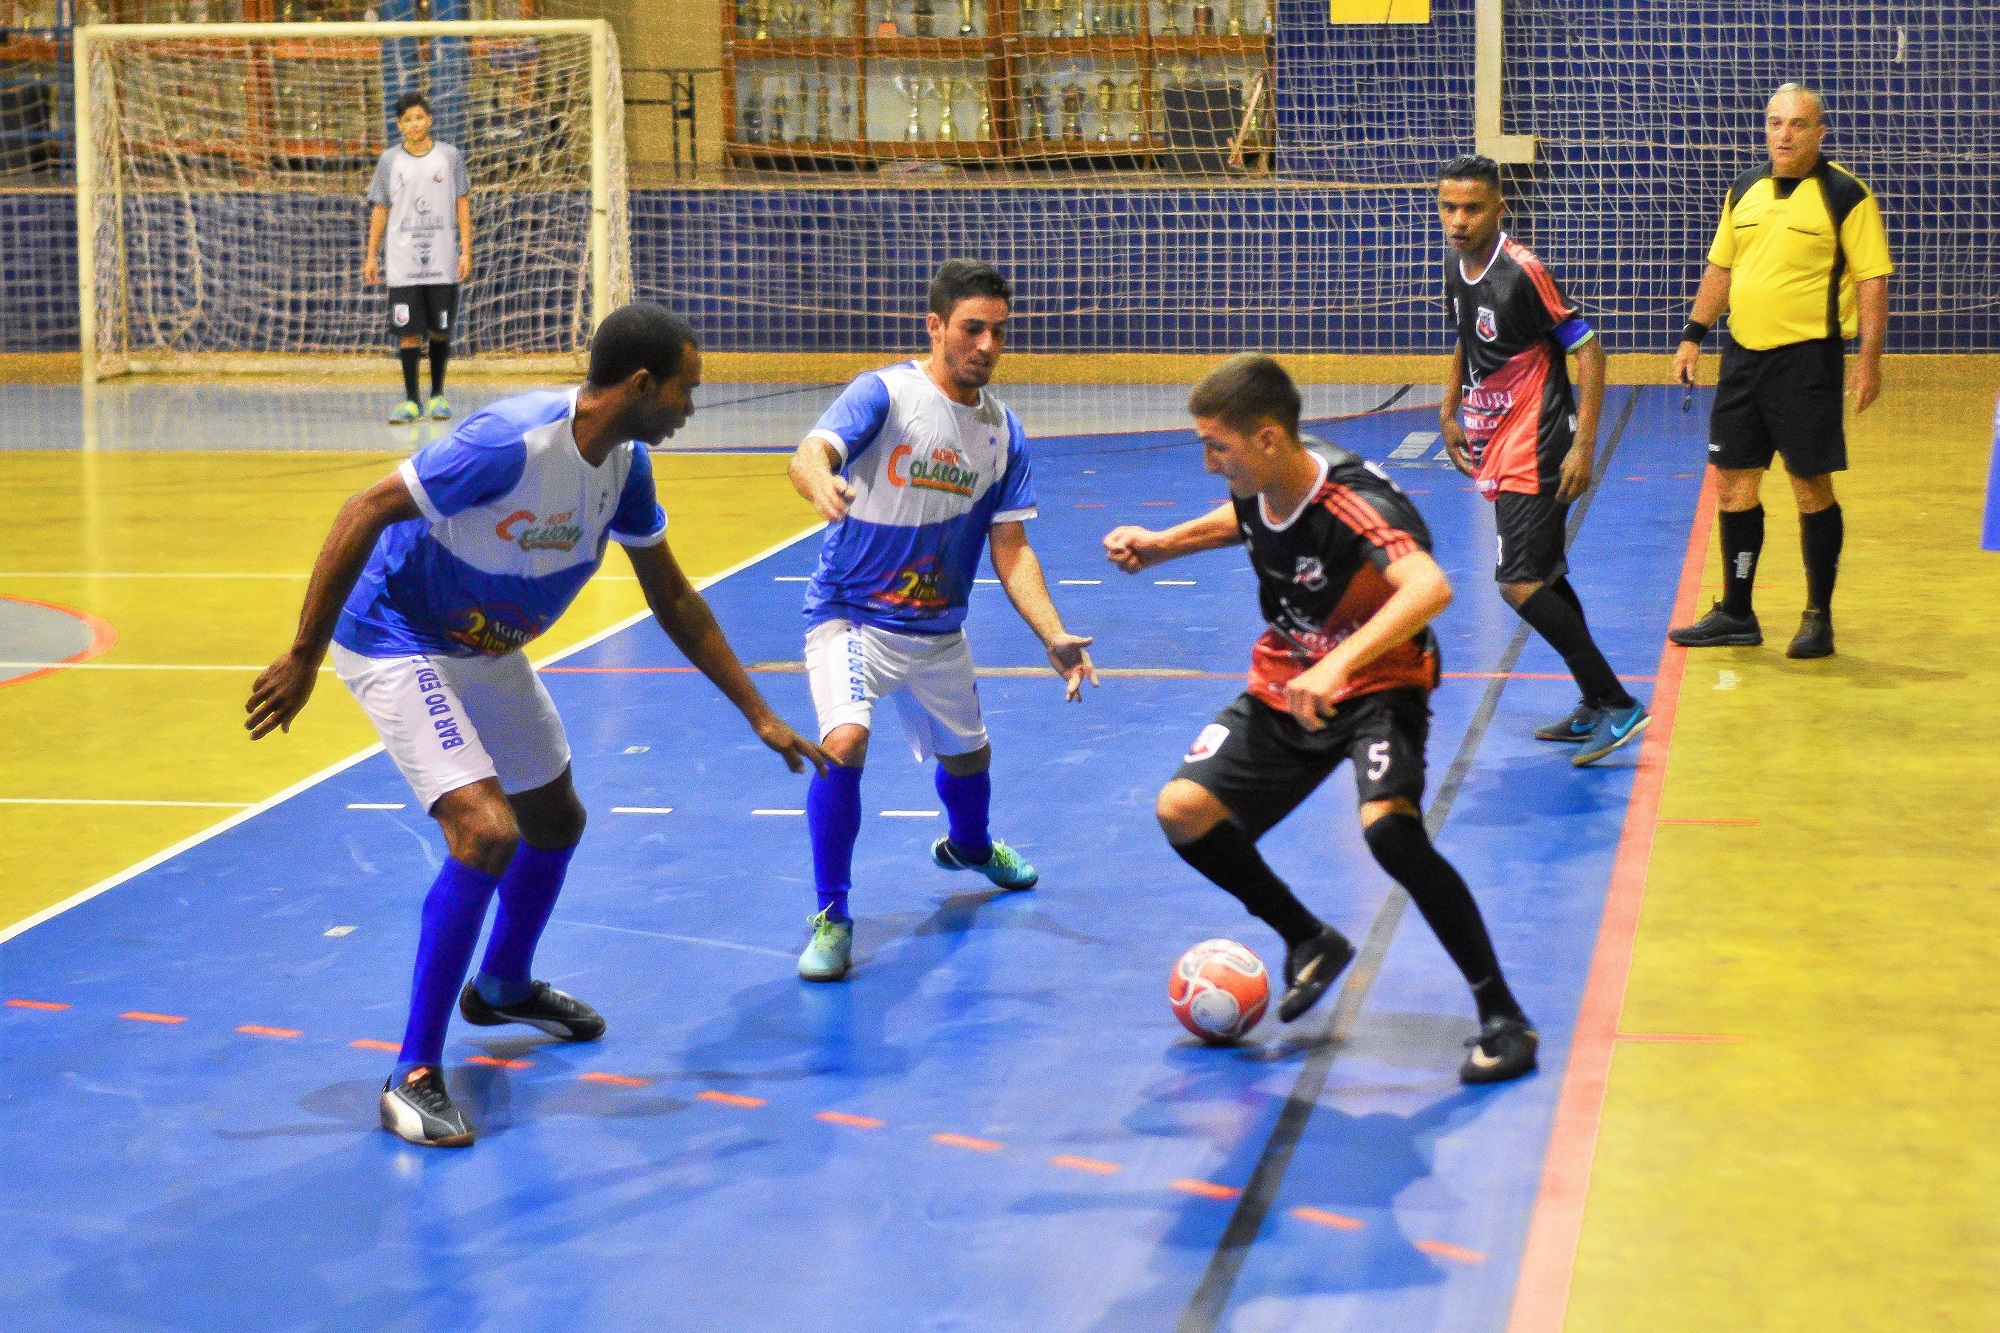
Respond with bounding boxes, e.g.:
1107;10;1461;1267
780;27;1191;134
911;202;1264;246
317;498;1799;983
1169;939;1270;1043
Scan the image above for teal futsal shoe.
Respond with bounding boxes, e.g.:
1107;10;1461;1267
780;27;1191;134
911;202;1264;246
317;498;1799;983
798;910;853;982
931;837;1039;891
427;393;453;421
388;399;423;424
1573;701;1651;767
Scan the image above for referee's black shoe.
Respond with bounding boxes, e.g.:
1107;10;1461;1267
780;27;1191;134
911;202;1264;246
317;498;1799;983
1460;1015;1539;1085
458;980;606;1042
1668;600;1762;648
1277;927;1356;1023
1786;609;1834;659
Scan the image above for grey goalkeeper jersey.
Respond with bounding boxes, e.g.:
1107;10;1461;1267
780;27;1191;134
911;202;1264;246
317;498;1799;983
368;142;470;287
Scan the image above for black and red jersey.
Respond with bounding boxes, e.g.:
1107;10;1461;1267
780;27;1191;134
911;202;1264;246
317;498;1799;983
1446;234;1595;499
1236;437;1441;712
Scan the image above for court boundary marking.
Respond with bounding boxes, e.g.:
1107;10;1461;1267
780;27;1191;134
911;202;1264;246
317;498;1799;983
0;521;827;948
1503;465;1718;1333
0;593;119;690
1175;387;1648;1330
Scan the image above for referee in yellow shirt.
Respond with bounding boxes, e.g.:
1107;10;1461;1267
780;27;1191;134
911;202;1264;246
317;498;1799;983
1669;83;1892;659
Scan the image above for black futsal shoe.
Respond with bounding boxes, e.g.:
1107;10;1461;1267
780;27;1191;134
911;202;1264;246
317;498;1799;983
1277;927;1356;1023
1668;600;1762;648
1460;1015;1539;1085
458;980;606;1042
1786;609;1834;659
380;1066;475;1147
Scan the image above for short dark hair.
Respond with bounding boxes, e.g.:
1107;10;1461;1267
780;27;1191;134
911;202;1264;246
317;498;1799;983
394;91;431;119
587;302;699;387
1188;353;1301;439
1436;153;1502;193
928;259;1012;321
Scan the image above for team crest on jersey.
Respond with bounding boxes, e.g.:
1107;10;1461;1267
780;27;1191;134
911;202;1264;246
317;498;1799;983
1475;306;1499;342
1293;556;1328;591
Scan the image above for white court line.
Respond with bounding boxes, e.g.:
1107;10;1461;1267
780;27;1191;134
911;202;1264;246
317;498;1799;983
772;575;810;582
611;806;674;815
1155;579;1198;586
324;926;356;937
0;520;829;948
346;802;405;811
753;808;805;816
549;917;792;959
0;798;253;808
974;578;1000;584
1057;579;1102;586
880;810;939;818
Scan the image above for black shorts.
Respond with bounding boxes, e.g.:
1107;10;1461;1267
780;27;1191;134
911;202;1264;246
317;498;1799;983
1709;338;1846;477
1494;488;1569;585
388;284;459;340
1172;688;1429;840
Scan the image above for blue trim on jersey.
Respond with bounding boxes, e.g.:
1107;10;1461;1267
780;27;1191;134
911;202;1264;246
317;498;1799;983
408;406;534;517
812;371;894;463
610;440;668;543
1553;314;1596;352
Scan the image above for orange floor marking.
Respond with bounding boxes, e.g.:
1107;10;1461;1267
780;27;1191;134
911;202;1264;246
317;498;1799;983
815;1111;885;1129
1048;1154;1122;1175
120;1011;186;1024
235;1025;301;1039
1416;1239;1487;1264
1290;1206;1364;1230
579;1071;651;1088
466;1054;530;1069
349;1038;399;1052
6;998;70;1011
697;1089;766;1108
1656;817;1759;826
1615;1032;1746;1044
1170;1179;1242;1201
931;1132;1004;1152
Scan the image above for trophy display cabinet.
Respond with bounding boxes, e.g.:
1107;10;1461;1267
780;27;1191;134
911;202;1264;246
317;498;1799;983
722;0;1275;173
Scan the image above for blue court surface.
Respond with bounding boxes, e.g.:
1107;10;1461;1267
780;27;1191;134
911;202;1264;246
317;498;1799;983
0;388;1703;1332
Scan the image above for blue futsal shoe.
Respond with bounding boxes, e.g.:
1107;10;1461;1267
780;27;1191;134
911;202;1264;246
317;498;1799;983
1572;700;1651;767
798;909;853;982
931;836;1038;891
1534;699;1601;743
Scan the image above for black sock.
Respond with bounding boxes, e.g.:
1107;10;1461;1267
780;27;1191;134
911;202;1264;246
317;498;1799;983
1799;503;1842;617
1719;505;1764;617
1516;587;1633;709
1363;813;1522;1022
429;339;450;398
1550;575;1587;627
399;346;422;404
1173;820;1323;949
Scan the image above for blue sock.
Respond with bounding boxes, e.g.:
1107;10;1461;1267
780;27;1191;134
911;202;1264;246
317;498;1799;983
396;857;501;1073
474;841;575;1006
935;766;992;863
807;762;862;923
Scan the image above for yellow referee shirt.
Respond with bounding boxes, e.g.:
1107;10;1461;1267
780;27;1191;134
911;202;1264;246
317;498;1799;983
1708;159;1893;351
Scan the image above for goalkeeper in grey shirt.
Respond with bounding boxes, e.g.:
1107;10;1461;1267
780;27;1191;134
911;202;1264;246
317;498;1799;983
365;91;472;424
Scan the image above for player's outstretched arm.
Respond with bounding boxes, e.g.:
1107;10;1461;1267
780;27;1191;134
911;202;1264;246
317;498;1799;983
989;520;1098;702
625;540;829;775
245;471;421;740
1282;551;1453;732
1102;501;1240;573
787;437;856;523
1559;336;1607;502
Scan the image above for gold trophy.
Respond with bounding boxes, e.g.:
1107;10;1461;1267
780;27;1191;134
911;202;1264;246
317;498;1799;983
1122;75;1145;142
771;85;791;143
1093;74;1116;142
893;73;925;140
773;0;795;36
1225;0;1243;35
975;85;993;140
815;73;833;141
937;76;961;141
1191;0;1212;34
1059;80;1086;139
751;0;771;40
957;0;975;35
1020;0;1042;34
1023;78;1047;140
1066;0;1085;38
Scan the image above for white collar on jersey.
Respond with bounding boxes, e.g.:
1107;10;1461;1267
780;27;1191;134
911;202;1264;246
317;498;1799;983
1259;448;1331;532
1459;231;1508;286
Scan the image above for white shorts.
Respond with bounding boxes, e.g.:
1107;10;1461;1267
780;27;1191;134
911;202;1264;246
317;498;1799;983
332;644;571;811
804;618;988;762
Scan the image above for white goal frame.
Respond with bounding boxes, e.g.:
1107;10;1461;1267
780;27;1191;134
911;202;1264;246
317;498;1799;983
75;19;621;381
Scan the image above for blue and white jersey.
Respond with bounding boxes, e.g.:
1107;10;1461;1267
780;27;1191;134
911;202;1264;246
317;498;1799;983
334;389;667;659
802;361;1038;635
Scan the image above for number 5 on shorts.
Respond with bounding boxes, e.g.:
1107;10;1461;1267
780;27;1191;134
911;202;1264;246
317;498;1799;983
1366;740;1392;781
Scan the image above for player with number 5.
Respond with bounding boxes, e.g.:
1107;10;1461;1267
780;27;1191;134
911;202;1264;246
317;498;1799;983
1104;354;1536;1084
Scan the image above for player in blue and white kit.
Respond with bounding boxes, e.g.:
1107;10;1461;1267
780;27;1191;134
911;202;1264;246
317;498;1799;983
785;260;1097;982
246;304;827;1147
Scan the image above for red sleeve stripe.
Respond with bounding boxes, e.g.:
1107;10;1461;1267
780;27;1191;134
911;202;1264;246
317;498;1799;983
1504;239;1575;323
1321;484;1420;561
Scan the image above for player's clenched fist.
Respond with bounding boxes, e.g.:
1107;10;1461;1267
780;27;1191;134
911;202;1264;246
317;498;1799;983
1282;658;1348;733
1102;525;1164;572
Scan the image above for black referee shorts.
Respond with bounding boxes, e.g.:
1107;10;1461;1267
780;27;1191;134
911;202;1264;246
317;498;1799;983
1709;337;1846;477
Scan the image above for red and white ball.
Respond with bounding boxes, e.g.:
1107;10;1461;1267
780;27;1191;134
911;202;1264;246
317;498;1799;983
1168;938;1270;1043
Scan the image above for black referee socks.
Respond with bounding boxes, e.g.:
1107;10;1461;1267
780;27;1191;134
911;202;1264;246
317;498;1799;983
1362;813;1523;1023
1172;820;1323;949
1800;503;1843;616
1516;586;1634;710
1720;504;1765;616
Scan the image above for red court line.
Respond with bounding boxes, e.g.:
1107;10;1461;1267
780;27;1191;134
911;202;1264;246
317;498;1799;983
0;594;120;690
579;1071;651;1088
1442;671;1655;683
1655;817;1759;826
6;998;70;1011
1290;1206;1364;1231
1417;1239;1488;1264
1170;1179;1242;1201
1506;470;1718;1333
235;1025;301;1039
1616;1032;1746;1044
120;1011;186;1024
931;1132;1004;1152
697;1089;766;1108
349;1038;399;1052
816;1110;885;1129
466;1054;530;1069
1048;1154;1122;1175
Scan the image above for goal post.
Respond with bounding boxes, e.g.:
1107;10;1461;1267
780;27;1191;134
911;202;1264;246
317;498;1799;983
75;19;629;381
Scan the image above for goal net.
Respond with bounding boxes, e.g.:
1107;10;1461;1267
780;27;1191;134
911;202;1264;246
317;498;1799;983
77;19;628;380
